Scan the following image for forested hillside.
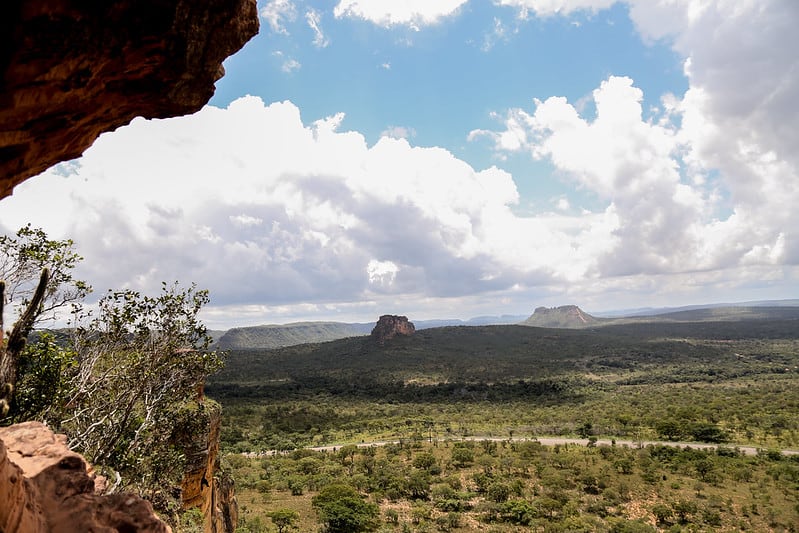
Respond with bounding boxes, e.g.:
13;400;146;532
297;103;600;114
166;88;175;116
215;321;372;349
208;318;799;451
212;318;799;532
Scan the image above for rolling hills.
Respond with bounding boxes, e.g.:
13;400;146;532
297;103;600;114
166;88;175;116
213;315;527;349
212;303;799;349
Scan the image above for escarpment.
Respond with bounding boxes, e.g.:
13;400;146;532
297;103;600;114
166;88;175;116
180;399;237;533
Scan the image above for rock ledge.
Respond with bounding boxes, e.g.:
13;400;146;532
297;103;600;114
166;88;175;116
0;0;259;198
0;421;171;533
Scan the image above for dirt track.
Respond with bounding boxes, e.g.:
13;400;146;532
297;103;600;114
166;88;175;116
243;436;799;457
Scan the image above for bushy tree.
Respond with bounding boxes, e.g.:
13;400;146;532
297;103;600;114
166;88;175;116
312;484;379;533
655;419;685;441
487;481;512;503
268;508;299;533
1;225;90;418
651;503;673;525
0;224;90;326
59;282;223;493
451;446;474;468
10;332;76;422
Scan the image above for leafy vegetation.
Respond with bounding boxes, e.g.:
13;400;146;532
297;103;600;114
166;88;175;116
209;320;799;451
1;226;222;521
212;313;799;531
228;438;799;532
54;283;223;499
0;223;90;326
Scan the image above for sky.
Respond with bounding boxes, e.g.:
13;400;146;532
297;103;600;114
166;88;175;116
1;0;798;329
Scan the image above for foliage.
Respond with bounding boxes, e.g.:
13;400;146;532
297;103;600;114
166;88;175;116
229;438;799;532
0;224;90;326
268;508;299;532
54;282;223;497
212;305;799;532
8;332;76;422
0;226;224;528
0;225;90;421
210;318;799;452
311;484;380;532
178;507;205;533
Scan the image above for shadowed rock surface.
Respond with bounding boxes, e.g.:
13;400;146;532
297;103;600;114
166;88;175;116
0;0;259;198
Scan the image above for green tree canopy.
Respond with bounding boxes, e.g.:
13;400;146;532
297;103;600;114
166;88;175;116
268;508;299;533
312;484;379;533
60;282;223;489
0;224;90;326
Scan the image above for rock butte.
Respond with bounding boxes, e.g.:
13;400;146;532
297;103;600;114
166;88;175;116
0;1;258;532
371;315;416;344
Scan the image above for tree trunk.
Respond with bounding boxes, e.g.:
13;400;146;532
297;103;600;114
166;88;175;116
0;268;49;400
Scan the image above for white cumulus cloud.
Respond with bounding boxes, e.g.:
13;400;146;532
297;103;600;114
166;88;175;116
3;0;796;326
334;0;469;28
3;97;606;326
380;126;417;140
495;0;617;18
367;259;399;289
261;0;297;34
281;58;302;73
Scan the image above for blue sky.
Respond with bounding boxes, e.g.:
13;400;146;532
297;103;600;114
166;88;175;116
1;0;797;329
212;1;686;212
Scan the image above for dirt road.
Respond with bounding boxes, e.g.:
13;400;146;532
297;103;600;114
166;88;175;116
243;436;798;457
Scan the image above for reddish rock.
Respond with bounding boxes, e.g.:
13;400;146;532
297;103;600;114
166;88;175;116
371;315;415;344
180;400;237;533
0;421;171;532
0;432;47;533
0;0;259;199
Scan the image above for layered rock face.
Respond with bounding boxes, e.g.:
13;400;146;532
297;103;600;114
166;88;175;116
180;400;237;533
0;0;259;198
371;315;416;344
0;422;171;532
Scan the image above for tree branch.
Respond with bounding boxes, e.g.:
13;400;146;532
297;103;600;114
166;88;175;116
1;268;49;390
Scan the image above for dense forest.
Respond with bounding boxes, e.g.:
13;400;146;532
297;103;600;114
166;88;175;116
208;319;799;452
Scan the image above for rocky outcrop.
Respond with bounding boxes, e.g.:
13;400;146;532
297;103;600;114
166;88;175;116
0;421;171;532
0;0;259;199
371;315;415;344
521;305;601;329
180;400;237;533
